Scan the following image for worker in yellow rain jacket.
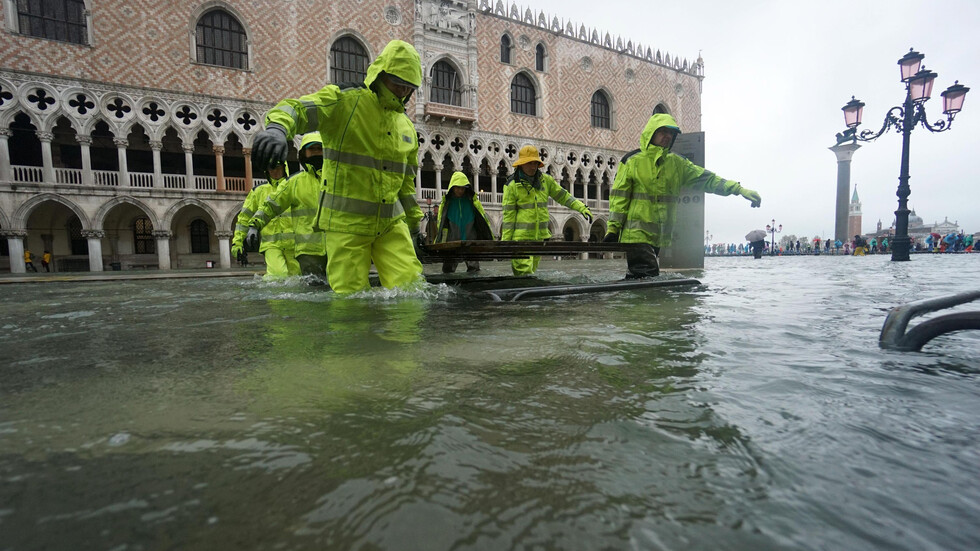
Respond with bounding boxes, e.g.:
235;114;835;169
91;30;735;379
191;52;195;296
501;145;593;276
435;171;494;273
232;160;298;279
247;133;329;282
251;40;424;294
604;113;761;278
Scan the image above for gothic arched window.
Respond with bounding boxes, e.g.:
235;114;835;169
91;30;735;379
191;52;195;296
16;0;88;45
500;34;512;64
535;43;546;72
190;219;210;253
195;9;248;70
591;90;611;129
430;61;462;106
510;73;536;116
330;37;369;84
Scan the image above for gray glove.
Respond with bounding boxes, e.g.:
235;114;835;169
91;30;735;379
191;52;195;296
245;227;260;252
252;124;288;171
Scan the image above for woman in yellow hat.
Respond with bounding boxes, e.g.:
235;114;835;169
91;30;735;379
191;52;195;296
501;145;592;275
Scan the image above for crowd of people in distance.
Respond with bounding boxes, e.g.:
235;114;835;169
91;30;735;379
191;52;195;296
707;231;976;257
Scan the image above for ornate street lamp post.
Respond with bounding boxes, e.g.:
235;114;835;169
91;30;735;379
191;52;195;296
766;219;782;256
840;48;969;261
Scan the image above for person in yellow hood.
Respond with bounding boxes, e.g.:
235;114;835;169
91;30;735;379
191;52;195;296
233;160;299;280
247;133;329;282
604;114;761;278
502;145;593;276
251;40;424;294
435;171;494;273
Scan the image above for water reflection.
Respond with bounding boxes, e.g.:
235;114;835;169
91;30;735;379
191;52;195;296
1;257;978;550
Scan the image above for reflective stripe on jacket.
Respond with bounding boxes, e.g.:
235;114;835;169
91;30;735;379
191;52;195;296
263;40;423;237
501;170;588;241
608;113;742;248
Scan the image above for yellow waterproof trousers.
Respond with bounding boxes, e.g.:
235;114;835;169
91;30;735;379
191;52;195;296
511;255;540;276
324;223;423;294
263;247;300;280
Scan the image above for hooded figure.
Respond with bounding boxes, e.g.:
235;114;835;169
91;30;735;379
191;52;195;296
605;114;761;277
502;145;593;276
435;171;494;273
251;40;424;294
249;133;329;282
233;158;299;279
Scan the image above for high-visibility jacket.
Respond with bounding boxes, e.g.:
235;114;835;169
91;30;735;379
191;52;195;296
233;175;292;254
262;40;423;238
435;172;494;242
608;113;743;248
250;166;327;257
501;169;588;241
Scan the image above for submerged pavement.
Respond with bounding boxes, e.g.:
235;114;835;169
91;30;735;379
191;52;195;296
0;268;260;284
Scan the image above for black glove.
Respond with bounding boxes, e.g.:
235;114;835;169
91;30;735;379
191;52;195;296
245;227;260;252
583;212;593;223
252;124;288;170
411;231;424;260
603;233;618;243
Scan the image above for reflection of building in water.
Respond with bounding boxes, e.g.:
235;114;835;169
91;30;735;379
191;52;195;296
0;0;704;273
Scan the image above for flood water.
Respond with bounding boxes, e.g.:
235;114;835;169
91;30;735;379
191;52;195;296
1;254;979;550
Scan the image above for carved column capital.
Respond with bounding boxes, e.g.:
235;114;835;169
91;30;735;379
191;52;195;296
242;148;251;156
214;230;234;239
80;229;105;239
152;230;172;239
76;134;93;146
0;128;12;138
213;146;225;155
0;229;28;238
36;131;54;142
112;138;129;148
149;140;163;151
182;144;195;154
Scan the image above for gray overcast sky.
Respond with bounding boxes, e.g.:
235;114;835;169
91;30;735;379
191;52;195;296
525;0;980;244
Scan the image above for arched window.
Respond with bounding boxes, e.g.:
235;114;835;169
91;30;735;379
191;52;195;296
330;37;369;84
591;90;611;129
190;219;210;253
16;0;88;45
500;34;511;64
195;9;248;70
653;103;670;115
430;61;462;106
510;74;536;116
134;218;155;254
535;43;546;72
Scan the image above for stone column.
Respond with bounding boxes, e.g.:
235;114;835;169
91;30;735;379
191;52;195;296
183;144;195;189
214;145;226;192
0;128;12;182
3;230;27;273
81;229;105;272
215;230;233;269
829;142;861;244
491;174;497;202
149;140;163;188
153;230;172;270
76;134;94;186
435;169;442;196
113;137;129;187
243;147;253;189
37;131;55;183
580;234;589;260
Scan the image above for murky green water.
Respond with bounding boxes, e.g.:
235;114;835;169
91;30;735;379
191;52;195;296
1;255;979;550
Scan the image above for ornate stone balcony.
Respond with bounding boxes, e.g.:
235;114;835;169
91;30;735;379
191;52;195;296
423;102;477;124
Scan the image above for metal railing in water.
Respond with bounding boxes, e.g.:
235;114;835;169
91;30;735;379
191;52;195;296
880;290;980;351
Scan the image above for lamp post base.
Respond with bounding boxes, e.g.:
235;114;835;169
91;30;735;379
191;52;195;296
891;236;911;261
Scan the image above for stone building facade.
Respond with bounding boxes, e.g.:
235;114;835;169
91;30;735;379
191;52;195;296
0;0;703;272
